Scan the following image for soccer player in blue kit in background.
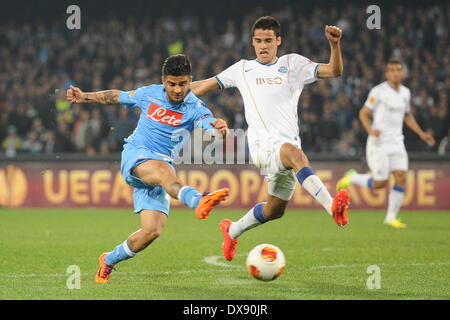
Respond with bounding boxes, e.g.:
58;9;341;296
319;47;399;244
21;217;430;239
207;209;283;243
66;54;230;283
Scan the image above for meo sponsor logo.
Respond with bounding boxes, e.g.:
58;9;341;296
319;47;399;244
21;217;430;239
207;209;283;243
147;103;183;126
256;77;283;85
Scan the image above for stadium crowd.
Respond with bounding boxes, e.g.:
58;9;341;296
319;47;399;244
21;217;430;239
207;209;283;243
0;2;449;157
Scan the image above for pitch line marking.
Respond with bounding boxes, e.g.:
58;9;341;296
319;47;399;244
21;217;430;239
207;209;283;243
203;254;246;269
1;261;448;279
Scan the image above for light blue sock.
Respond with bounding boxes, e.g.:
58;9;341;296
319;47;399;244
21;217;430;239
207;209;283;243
105;240;136;265
178;186;202;209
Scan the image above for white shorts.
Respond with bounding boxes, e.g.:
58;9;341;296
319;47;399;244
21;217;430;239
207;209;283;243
249;136;302;201
366;145;408;181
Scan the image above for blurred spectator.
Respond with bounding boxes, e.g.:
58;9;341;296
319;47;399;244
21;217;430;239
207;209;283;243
22;131;43;154
438;129;450;155
110;108;136;149
54;120;74;152
2;126;22;158
44;130;55;154
72;110;91;151
0;2;448;157
320;105;340;153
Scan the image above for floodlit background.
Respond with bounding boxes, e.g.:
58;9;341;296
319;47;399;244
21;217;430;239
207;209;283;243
0;0;448;158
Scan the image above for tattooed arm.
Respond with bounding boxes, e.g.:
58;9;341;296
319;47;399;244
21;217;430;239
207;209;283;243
66;85;120;104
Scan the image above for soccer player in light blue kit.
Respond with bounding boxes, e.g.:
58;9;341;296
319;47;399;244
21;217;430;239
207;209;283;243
67;55;230;283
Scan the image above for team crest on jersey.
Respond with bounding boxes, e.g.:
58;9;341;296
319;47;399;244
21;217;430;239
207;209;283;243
278;66;288;73
178;103;188;113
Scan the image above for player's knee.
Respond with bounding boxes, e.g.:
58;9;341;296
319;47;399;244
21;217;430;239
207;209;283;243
373;180;388;189
394;172;406;186
281;144;308;171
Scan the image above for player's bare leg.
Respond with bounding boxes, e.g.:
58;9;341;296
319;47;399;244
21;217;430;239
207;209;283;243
280;143;349;226
127;210;168;253
337;170;388;191
95;209;167;284
134;159;187;199
221;143;350;262
385;170;407;228
134;159;229;219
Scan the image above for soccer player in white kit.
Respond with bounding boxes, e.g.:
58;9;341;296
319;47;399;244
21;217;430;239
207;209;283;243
192;16;350;261
336;58;435;228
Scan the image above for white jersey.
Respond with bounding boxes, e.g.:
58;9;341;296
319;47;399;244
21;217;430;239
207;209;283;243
215;54;319;146
364;81;411;153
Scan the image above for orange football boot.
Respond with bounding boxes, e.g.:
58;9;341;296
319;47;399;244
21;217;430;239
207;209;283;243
95;253;115;284
195;188;230;219
220;219;240;261
331;189;350;227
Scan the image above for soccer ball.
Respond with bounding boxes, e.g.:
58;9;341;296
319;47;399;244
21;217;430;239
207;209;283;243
246;244;285;281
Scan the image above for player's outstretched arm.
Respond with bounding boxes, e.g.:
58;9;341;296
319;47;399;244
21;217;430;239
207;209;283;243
191;78;221;97
404;113;436;146
66;85;120;104
316;25;343;79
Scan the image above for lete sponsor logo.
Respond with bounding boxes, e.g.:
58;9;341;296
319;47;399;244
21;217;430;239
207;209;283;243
147;103;183;126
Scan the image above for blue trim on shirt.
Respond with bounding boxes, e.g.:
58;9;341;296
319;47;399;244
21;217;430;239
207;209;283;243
215;76;225;90
255;57;279;66
314;63;320;78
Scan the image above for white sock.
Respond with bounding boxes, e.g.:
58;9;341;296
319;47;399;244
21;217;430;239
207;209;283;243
301;175;333;215
385;186;405;223
350;173;372;188
228;203;266;240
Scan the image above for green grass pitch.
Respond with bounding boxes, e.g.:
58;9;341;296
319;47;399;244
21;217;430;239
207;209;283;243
0;208;449;300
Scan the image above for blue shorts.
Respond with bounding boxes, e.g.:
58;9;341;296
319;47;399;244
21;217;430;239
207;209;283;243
121;144;175;215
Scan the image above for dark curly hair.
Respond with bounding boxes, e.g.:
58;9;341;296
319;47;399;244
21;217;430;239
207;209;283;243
162;54;192;77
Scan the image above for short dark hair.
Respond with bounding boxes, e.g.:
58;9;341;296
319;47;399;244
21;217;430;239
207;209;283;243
252;16;281;37
162;54;192;77
386;57;403;68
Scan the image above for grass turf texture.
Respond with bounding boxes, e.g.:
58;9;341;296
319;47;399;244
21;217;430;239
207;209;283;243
0;208;449;300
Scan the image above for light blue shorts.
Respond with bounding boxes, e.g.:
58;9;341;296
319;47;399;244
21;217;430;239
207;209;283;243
121;144;175;215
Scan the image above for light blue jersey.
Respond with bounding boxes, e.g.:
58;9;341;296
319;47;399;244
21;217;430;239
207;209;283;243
119;84;216;215
119;84;215;161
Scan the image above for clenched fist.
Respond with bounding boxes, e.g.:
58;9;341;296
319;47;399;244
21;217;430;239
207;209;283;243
325;25;342;44
66;85;85;104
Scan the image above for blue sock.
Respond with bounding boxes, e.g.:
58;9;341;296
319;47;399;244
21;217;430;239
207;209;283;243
253;202;267;224
296;166;334;215
105;240;136;265
178;186;202;209
393;185;405;193
296;167;315;185
368;177;374;189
